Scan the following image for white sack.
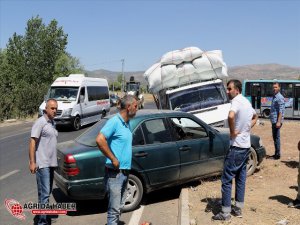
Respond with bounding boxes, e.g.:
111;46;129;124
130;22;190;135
161;50;183;65
181;47;203;62
144;47;228;93
144;63;162;92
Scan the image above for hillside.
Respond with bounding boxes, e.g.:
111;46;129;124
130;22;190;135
85;64;300;85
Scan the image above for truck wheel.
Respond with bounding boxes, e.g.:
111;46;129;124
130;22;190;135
73;116;81;131
247;147;258;176
262;109;270;118
122;174;143;212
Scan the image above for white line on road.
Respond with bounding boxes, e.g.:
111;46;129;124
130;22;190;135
0;170;20;181
128;205;145;225
0;129;31;141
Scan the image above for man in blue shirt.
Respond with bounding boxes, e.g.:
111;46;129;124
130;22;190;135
269;82;285;160
96;95;138;225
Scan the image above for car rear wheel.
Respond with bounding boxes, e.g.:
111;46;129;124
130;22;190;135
123;174;143;212
247;147;258;176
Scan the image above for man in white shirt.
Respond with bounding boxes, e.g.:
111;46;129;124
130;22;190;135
213;79;257;221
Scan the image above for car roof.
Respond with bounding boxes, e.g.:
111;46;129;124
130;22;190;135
106;109;191;120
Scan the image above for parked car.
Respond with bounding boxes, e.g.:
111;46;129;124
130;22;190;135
110;94;120;107
54;110;266;211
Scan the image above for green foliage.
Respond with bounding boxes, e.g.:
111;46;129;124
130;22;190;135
0;16;83;121
109;81;121;91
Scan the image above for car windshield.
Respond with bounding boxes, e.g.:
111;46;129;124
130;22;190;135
48;87;79;101
76;119;108;147
169;83;228;112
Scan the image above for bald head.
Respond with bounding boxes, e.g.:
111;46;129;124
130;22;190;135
45;99;58;120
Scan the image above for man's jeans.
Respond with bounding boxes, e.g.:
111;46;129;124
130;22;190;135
36;167;54;225
221;146;250;213
105;169;129;225
297;151;300;200
272;123;281;157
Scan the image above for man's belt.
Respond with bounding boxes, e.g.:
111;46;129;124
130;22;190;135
105;166;130;176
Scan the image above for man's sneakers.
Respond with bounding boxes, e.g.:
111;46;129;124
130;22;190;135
288;198;300;208
212;207;242;221
267;154;280;160
231;206;242;218
212;212;231;221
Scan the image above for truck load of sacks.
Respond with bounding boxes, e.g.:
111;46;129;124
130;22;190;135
144;46;228;93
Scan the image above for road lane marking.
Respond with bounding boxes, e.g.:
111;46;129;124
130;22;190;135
0;128;31;141
0;170;20;181
128;205;145;225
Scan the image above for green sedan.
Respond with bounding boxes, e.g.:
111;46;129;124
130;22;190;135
54;110;266;211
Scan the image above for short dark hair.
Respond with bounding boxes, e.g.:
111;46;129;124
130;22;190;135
119;95;137;109
227;79;242;93
273;82;280;87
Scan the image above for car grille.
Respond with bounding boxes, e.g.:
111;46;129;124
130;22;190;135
56;110;62;116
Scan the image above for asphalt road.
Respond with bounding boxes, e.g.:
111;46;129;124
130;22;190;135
0;102;180;225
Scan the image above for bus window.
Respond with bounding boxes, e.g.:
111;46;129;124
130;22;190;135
264;83;273;97
280;83;293;98
245;82;251;96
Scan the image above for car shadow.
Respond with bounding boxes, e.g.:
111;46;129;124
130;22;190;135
141;185;182;206
269;195;293;205
56;122;95;132
281;160;299;169
52;188;108;216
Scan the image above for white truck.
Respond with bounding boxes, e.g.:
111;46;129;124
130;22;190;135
39;74;110;130
144;47;231;127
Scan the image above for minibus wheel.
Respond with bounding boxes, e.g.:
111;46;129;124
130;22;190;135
73;116;81;131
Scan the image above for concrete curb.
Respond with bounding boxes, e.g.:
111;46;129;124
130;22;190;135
178;188;189;225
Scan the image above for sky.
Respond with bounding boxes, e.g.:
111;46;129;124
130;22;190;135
1;0;300;72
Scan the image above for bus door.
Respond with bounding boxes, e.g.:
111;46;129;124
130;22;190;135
251;83;262;111
294;84;300;117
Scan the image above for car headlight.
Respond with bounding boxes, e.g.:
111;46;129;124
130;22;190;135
38;108;44;117
62;108;72;117
259;138;263;147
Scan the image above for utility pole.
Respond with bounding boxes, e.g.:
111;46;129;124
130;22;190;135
121;59;125;92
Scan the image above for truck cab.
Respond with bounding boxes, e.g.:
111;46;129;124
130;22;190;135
155;79;230;127
125;76;144;109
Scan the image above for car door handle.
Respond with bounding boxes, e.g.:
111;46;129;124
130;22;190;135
134;152;148;157
179;146;191;151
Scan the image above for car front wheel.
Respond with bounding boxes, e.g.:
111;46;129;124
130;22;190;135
247;147;258;176
123;174;143;212
73;116;81;131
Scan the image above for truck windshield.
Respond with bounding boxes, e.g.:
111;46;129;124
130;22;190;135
169;83;228;112
48;87;79;101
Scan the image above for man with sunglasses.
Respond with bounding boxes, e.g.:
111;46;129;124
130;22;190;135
29;98;58;225
213;79;257;221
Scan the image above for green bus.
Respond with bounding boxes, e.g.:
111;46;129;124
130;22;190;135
242;79;300;118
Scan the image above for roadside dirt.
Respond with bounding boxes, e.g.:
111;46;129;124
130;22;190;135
189;119;300;225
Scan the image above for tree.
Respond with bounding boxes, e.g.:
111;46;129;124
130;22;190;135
1;16;79;120
54;52;84;79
